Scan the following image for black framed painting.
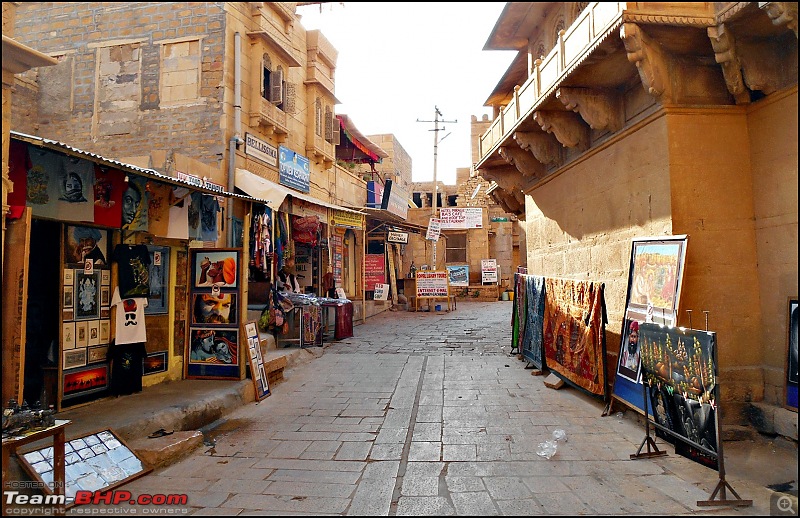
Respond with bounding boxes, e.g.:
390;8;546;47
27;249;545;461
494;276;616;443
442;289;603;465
145;245;170;315
74;271;101;321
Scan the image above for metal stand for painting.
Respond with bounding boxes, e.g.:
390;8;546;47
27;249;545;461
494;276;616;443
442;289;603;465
630;378;668;459
696;311;752;508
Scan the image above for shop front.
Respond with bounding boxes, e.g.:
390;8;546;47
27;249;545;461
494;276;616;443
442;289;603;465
3;132;242;410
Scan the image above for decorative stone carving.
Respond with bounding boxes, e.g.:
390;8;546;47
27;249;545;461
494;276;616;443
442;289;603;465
620;22;673;102
761;2;799;38
555;87;624;132
481;168;526;215
513;131;562;166
707;24;750;104
532;111;590;151
499;146;546;179
736;36;797;95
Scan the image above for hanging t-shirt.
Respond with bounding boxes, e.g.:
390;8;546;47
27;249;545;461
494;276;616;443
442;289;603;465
122;176;149;232
111;287;148;344
106;340;147;396
200;194;220;242
93;165;125;228
57;155;95;222
188;192;203;240
26;145;63;220
166;187;190;240
147;181;174;237
112;244;151;298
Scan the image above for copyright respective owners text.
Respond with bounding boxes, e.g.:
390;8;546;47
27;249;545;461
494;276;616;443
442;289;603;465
4;488;191;515
771;492;799;516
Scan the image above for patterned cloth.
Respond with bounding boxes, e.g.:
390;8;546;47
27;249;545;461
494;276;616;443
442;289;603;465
522;275;546;370
543;278;606;397
511;273;526;354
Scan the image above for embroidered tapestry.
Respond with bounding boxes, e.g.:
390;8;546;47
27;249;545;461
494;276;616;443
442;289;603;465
543;278;606;397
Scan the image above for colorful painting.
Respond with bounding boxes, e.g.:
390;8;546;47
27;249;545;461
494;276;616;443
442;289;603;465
63;348;87;370
74;271;100;320
192;293;238;325
192;249;239;288
787;298;798;411
64;226;109;266
613;236;688;411
186;328;239;379
640;323;718;470
143;351;168;375
63;364;108;399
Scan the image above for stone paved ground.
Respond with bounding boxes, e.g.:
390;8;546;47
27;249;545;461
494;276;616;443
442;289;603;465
67;301;793;515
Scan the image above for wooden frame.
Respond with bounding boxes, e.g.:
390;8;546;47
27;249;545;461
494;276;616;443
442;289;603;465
786;297;798;411
186;328;240;380
244;321;270;401
62;348;86;370
62;363;108;400
16;428;152;509
87;345;108;364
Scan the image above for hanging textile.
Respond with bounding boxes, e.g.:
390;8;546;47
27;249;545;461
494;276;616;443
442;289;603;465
292;215;321;246
522;275;546;370
542;278;607;398
250;208;272;277
93;165;125;228
511;273;527;354
302;305;322;346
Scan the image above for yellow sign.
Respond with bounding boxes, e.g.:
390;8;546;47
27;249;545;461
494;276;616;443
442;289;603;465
330;209;363;229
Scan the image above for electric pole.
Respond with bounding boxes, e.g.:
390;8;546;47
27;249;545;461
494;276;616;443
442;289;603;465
417;106;456;269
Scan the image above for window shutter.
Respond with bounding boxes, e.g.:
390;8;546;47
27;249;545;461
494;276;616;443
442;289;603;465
332;117;341;145
270;68;283;104
284;83;296;114
325;109;333;141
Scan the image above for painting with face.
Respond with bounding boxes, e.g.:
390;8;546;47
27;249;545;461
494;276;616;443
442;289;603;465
121;176;148;231
192;293;237;325
65;225;108;266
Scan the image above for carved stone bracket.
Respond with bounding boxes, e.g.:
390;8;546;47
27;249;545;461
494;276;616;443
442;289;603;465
556;87;624;132
499;146;546;179
532;111;590;151
620;22;674;102
513;131;563;166
760;2;799;38
737;36;798;95
707;24;750;104
480;167;526;215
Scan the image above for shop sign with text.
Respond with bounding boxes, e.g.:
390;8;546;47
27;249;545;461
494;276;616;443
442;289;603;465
245;133;278;167
279;146;310;193
439;207;483;229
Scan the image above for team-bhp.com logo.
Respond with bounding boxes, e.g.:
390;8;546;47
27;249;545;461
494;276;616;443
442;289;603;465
4;489;189;514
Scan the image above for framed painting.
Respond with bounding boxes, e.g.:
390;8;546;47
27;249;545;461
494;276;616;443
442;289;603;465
64;268;75;286
74;271;100;320
191;249;239;289
612;235;688;413
787;298;798;411
64;225;109;267
63;348;87;370
63;285;74;309
100;286;110;307
62;322;76;350
192;293;238;326
446;265;469;287
186;328;240;379
143;351;168;376
101;269;111;286
145;245;170;315
99;320;110;343
87;345;108;364
87;320;100;346
75;321;89;348
244;321;270;401
62;364;108;400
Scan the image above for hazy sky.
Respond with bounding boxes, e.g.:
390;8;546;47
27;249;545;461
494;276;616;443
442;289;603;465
296;2;516;185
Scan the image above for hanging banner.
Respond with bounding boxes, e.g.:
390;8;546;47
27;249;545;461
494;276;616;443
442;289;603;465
426;218;441;241
439;207;483;229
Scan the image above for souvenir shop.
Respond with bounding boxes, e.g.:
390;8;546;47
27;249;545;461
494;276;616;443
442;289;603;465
4;132;241;410
236;169;364;347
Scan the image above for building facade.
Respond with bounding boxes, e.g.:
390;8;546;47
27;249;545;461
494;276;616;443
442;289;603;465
475;2;797;431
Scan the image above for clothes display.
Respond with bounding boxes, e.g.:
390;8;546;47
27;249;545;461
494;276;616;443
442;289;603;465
111;287;148;344
106;340;147;396
111;244;151;298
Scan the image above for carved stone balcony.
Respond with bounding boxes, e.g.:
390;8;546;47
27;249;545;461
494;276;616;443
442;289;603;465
306;133;335;169
250;97;288;140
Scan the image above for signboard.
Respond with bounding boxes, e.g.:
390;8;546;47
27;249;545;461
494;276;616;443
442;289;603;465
330;209;363;229
439;207;483;229
481;259;498;284
446;265;469;287
245;132;278;167
278;146;310;193
426;218;441;241
174;172;225;193
381;179;410;219
415;270;449;298
331;234;343;287
365;254;386;291
373;283;389;301
244;321;270;401
387;231;408;244
291;198;328;224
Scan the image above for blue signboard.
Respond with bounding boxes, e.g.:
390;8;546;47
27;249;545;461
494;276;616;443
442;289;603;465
279;146;310;193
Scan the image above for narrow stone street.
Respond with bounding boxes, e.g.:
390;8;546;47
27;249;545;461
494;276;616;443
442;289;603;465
83;301;791;515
